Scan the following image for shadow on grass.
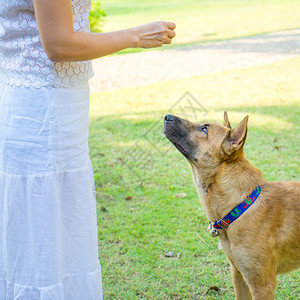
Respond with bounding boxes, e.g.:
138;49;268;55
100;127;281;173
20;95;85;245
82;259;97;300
217;103;300;122
90;103;299;140
89;103;299;190
171;30;300;55
114;28;300;56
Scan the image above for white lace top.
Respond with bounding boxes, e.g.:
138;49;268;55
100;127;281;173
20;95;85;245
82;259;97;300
0;0;94;88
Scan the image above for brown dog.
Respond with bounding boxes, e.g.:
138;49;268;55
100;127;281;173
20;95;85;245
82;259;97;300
163;112;300;299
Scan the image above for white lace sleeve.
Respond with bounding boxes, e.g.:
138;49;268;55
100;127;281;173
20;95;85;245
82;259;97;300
0;0;94;88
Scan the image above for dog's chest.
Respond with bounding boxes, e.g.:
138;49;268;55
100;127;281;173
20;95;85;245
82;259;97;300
218;234;233;259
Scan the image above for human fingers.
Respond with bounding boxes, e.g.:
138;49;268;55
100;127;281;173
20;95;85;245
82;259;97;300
133;21;175;48
167;29;176;39
163;37;172;45
166;22;176;30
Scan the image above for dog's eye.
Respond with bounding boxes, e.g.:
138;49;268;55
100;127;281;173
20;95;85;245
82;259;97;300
199;126;208;134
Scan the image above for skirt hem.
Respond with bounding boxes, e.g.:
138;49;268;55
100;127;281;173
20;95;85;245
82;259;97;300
0;263;103;300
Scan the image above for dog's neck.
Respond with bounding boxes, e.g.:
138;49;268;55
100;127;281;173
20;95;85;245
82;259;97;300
191;153;264;221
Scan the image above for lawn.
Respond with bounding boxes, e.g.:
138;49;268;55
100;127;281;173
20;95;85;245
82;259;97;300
89;56;300;299
89;1;300;298
99;0;300;53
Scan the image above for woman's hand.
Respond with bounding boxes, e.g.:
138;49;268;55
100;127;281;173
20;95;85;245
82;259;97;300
33;0;176;62
132;21;176;48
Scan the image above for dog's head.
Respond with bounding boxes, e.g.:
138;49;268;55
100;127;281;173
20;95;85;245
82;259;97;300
163;112;249;168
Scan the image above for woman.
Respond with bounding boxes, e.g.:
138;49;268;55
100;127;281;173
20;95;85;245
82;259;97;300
0;0;176;299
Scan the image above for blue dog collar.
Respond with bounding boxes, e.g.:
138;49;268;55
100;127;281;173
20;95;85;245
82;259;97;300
209;186;261;233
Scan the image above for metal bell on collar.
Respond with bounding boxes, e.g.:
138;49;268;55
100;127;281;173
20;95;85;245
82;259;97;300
209;228;219;237
208;222;219;237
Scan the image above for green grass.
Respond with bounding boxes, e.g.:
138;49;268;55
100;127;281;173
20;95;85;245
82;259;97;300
89;56;300;299
100;0;300;54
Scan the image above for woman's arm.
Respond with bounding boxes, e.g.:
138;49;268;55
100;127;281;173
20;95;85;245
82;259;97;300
33;0;176;62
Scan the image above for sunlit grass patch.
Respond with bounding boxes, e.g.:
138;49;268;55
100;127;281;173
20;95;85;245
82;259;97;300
100;0;300;53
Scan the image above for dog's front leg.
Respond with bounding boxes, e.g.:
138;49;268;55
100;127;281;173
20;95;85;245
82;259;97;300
231;263;253;300
248;277;277;300
231;249;277;300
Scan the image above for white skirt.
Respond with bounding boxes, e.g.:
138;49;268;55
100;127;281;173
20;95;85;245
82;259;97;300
0;82;103;299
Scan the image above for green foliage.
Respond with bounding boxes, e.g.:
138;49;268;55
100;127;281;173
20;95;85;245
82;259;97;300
89;0;106;32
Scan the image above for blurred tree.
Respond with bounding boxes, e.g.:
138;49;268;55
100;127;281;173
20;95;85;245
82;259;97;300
89;0;106;32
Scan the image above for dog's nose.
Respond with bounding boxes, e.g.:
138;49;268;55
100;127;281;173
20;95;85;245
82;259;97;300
165;114;175;122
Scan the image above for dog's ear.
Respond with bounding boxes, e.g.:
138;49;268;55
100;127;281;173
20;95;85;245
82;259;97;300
222;115;249;155
230;115;249;149
223;111;232;129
